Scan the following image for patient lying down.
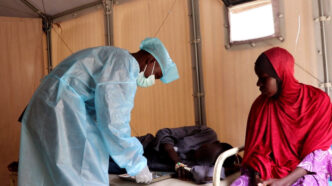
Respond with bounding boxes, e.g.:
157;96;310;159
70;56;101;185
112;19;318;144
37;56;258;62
109;126;241;184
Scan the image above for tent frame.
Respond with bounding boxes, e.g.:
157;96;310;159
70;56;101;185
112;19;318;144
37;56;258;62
17;0;332;123
316;0;331;95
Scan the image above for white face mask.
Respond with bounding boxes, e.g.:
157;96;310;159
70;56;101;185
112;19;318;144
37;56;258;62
137;62;156;88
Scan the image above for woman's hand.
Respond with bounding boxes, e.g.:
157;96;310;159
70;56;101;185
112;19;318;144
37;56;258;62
259;178;288;186
259;167;307;186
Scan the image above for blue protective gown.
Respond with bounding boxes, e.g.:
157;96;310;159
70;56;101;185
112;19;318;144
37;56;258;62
18;46;147;186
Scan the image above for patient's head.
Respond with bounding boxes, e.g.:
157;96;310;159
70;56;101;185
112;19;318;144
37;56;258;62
194;141;233;166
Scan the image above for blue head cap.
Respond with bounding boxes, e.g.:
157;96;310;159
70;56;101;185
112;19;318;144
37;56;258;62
140;37;179;84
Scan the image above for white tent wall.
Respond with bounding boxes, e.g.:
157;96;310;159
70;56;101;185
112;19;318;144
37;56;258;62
0;17;46;185
49;0;324;153
200;0;319;148
51;9;106;65
112;0;195;136
0;0;329;185
51;0;195;136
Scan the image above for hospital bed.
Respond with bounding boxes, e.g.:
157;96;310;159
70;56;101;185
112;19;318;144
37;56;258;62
109;172;240;186
9;153;240;186
213;146;244;186
108;147;243;186
9;171;238;186
10;147;332;185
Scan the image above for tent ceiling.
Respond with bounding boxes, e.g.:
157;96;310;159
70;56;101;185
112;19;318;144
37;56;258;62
0;0;101;18
0;0;38;18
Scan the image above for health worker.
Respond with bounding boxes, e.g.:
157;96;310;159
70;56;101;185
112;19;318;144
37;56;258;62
18;37;179;186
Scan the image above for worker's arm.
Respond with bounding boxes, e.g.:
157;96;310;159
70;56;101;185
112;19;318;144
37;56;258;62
94;53;147;177
95;82;147;176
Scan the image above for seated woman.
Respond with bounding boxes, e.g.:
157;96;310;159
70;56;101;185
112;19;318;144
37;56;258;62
109;125;241;184
231;47;332;186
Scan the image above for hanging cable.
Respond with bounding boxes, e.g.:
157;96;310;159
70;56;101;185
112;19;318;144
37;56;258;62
153;0;177;37
52;25;74;54
294;62;322;83
126;0;178;136
295;15;301;50
53;22;145;135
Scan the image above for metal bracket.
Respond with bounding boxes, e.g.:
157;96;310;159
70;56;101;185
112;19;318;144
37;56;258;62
314;15;331;22
103;0;112;14
103;0;113;46
192;92;205;97
42;16;53;73
42;16;52;33
190;38;201;44
319;82;332;89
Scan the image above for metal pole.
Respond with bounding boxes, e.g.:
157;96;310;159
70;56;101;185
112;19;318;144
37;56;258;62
103;0;113;46
46;22;53;72
20;0;53;72
188;0;206;126
42;17;53;73
317;0;330;95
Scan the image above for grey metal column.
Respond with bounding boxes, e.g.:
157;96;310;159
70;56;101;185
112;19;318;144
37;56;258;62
188;0;206;126
20;0;53;72
317;0;331;95
103;0;114;46
43;18;53;72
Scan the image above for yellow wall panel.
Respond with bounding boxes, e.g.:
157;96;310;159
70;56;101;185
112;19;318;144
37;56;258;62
0;2;321;185
113;0;195;136
51;9;105;66
0;17;45;186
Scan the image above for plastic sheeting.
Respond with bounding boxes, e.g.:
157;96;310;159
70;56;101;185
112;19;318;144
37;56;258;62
18;46;147;185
